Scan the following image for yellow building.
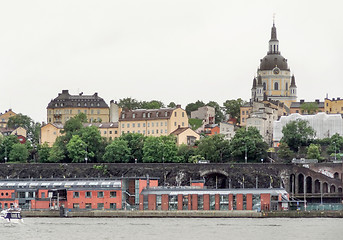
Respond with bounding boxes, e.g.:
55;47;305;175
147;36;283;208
40;122;119;147
40;123;64;147
47;90;109;124
119;105;188;136
170;127;200;146
84;122;119;140
325;97;343;114
0;109;16;128
250;22;297;108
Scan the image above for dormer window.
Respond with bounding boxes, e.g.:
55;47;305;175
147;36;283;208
97;103;100;106
122;113;125;119
133;113;135;119
77;103;81;107
148;113;151;118
164;112;167;117
84;103;87;106
143;113;146;118
156;112;159;117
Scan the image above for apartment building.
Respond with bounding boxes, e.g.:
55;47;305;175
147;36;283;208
119;105;188;136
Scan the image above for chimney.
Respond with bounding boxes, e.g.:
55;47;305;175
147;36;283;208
176;104;181;108
94;92;98;97
315;99;320;104
79;92;83;96
337;97;341;100
300;99;304;104
62;90;69;94
110;100;114;104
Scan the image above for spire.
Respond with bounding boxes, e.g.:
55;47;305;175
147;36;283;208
268;16;279;54
252;78;257;89
290;75;296;87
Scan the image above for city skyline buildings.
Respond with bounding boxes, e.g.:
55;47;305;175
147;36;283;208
0;1;342;122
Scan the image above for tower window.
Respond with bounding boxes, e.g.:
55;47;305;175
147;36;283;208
286;83;288;91
263;82;266;90
274;82;279;90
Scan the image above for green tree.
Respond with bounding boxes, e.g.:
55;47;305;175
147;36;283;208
206;101;225;123
300;102;319;114
177;144;196;163
223;98;246;123
119;133;145;162
307;144;321;159
37;143;51;163
185;100;205;115
326;133;343;155
7;113;41;146
79;126;103;162
143;135;179;163
196;134;230;162
62;113;86;138
103;139;131;163
281;119;316;152
66;135;87;163
9;143;29;162
167;102;176;108
0;135;20;162
118;97;140;110
277;142;294;163
230;127;268;162
140;100;165;109
48;142;65;163
188;118;203;130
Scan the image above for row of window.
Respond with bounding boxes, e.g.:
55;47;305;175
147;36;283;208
122;121;167;128
49;109;102;115
122;111;185;119
73;203;116;209
54;102;101;107
73;191;117;198
102;130;118;135
122;129;168;135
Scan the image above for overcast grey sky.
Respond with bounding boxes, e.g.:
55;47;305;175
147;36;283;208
0;0;342;122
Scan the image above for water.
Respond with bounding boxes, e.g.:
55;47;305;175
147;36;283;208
1;217;342;240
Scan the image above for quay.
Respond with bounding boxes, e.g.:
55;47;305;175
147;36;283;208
21;210;343;218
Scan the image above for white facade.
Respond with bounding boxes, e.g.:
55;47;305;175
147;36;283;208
190;106;215;125
219;122;235;140
273;112;343;143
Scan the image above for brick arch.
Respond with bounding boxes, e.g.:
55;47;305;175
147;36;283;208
323;182;329;193
200;169;229;177
297;173;305;194
314;179;321;193
330;185;336;193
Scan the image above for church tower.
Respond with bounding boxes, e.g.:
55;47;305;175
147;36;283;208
250;20;297;107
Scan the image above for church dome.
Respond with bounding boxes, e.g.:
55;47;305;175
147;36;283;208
259;54;289;71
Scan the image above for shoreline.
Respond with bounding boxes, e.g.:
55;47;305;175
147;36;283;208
21;210;343;218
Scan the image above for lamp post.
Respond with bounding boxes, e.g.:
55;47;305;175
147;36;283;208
334;141;337;161
4;145;7;163
84;145;88;164
245;144;247;163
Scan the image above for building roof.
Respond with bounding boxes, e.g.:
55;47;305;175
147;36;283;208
83;122;118;128
170;127;191;136
290;101;324;108
42;123;64;129
47;90;109;109
120;106;182;121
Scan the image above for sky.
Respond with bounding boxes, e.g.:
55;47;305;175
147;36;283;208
0;0;342;123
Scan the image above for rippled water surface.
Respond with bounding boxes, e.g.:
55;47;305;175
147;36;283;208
1;217;342;240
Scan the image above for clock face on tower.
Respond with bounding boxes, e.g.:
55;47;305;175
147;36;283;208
273;67;280;75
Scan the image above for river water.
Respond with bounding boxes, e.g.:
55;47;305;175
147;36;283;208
1;217;342;240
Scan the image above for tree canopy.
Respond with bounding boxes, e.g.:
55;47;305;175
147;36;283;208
281;119;316;152
223;98;245;122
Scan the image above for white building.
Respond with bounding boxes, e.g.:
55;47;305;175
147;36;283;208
219;122;235;140
273;112;343;145
190;106;215;125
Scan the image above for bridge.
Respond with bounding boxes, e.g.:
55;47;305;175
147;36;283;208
0;162;342;202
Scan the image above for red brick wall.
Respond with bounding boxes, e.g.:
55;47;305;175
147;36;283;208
215;194;220;210
177;194;183;210
261;193;270;211
148;194;156;210
191;182;204;188
228;194;233;210
236;194;243;210
203;194;210;210
161;194;169;211
192;194;198;210
188;194;192;210
139;194;144;210
246;194;252;210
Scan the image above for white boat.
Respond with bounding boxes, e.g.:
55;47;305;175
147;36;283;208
0;207;24;224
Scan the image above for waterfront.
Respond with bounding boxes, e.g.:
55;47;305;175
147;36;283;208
1;217;342;240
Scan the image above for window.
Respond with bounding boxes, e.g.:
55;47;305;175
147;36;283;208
286;83;288;91
132;123;135;128
110;203;116;209
263;82;266;90
104;131;107;134
147;123;150;127
148;113;151;118
127;123;130;128
110;191;117;198
97;110;100;114
182;112;184;117
77;103;81;106
143;123;146;127
165;112;167;117
97;191;104;198
115;130;118;134
41;192;45;198
138;130;140;133
165;122;167;126
152;123;154;127
85;192;92;198
73;203;80;209
242;111;245;115
122;124;125;128
274;82;279;90
174;112;177;117
182;122;184;126
78;110;81;114
152;130;154;134
73;192;79;198
165;129;167;133
143;113;146;118
91;110;94;114
97;203;104;209
156;130;159;134
138;123;140;127
85;203;92;209
143;130;146;134
156;122;158;127
133;114;135;119
174;122;176;126
109;131;112;134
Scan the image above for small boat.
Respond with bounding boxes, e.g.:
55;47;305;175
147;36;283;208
0;207;24;224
